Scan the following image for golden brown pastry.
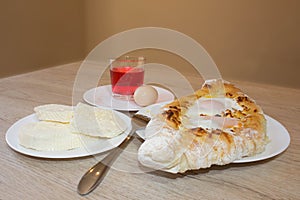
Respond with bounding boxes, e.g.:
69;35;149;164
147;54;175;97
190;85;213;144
138;79;268;173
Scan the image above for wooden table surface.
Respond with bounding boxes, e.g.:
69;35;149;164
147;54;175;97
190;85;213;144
0;62;299;200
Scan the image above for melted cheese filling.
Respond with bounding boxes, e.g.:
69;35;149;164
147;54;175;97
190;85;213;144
183;97;242;132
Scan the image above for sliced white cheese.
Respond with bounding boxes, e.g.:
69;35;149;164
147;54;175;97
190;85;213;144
34;104;74;123
18;121;82;151
71;103;127;138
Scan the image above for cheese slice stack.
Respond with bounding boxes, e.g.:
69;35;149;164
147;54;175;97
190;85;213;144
18;103;127;151
34;104;74;123
19;121;82;151
71;103;127;138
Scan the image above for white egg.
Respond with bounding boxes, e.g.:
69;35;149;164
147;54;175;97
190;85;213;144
134;85;158;107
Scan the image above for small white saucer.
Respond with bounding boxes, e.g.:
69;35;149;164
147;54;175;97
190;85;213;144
83;85;175;111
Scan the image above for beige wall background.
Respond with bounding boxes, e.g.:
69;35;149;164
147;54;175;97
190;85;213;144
0;0;84;77
1;0;299;88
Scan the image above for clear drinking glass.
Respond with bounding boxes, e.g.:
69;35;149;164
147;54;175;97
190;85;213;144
110;56;145;99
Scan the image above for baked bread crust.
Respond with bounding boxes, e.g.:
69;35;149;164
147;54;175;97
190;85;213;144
138;80;268;173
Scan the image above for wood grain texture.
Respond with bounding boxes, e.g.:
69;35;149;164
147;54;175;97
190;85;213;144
0;62;299;199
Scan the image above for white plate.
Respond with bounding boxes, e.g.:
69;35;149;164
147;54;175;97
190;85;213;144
5;111;132;159
83;85;174;111
135;103;290;163
233;115;290;163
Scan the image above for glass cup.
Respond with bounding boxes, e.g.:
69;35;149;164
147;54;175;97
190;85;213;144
110;56;145;99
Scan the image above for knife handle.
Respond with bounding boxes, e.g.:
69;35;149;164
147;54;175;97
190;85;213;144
77;136;132;195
